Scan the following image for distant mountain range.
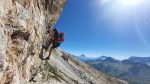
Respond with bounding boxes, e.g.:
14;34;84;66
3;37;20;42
128;56;150;66
75;55;108;62
76;55;150;84
75;55;96;61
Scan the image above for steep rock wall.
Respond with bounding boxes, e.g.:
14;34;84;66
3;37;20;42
0;0;65;84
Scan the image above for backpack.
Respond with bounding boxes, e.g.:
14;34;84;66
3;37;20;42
59;32;64;42
52;30;64;48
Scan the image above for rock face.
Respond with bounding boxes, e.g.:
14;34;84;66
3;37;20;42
0;0;65;84
0;0;128;84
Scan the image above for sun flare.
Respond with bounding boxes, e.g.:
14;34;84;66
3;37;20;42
118;0;143;6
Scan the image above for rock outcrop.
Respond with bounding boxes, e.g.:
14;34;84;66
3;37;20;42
0;0;128;84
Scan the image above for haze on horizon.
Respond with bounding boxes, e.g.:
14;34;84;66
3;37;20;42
55;0;150;60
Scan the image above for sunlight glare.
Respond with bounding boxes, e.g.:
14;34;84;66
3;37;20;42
118;0;143;6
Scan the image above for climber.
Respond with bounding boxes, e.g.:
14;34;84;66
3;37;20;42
43;28;54;50
45;28;64;60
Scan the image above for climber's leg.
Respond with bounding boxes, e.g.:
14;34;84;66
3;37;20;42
43;37;52;50
45;48;54;60
43;28;54;50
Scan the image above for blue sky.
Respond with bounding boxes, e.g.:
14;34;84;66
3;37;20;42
55;0;150;59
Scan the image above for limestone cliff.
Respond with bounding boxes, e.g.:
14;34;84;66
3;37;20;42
0;0;65;83
0;0;129;84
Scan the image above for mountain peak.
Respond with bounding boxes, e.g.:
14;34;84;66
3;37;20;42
104;57;120;62
79;54;86;57
76;55;94;61
97;56;108;60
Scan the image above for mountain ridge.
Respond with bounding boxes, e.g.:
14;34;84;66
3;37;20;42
83;56;150;84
